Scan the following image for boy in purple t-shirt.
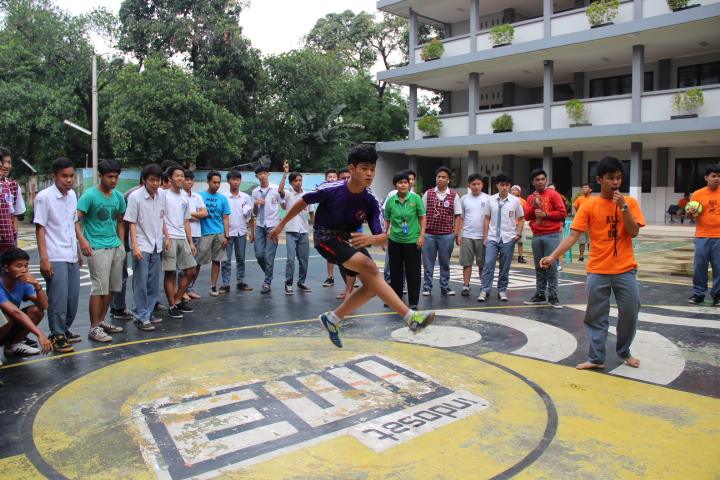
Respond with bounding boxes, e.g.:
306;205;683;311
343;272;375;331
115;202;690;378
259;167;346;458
270;145;435;348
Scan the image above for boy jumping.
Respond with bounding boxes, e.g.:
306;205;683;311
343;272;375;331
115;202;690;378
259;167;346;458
269;145;435;347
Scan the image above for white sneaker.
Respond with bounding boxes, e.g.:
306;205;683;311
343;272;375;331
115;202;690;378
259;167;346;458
4;342;40;356
89;326;112;343
498;291;508;301
477;291;487;302
421;290;431;296
99;321;123;333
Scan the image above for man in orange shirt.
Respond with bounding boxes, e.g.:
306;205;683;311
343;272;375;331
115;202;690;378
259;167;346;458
540;157;645;370
686;164;720;306
573;183;593;261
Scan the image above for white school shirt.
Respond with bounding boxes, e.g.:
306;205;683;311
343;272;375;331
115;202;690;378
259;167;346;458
252;183;281;228
485;193;524;244
184;190;206;238
280;188;312;234
226;191;253;236
163;189;190;240
33;184;77;263
460;192;491;240
124;187;165;253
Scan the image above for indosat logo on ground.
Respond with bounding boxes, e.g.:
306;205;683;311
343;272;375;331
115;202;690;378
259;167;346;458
134;355;490;479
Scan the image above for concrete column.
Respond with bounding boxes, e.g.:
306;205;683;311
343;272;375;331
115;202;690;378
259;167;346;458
656;147;669;187
469;73;480;136
573;72;585;99
543;147;553;183
543;0;553;38
572;151;584;186
634;0;643;20
543;60;554;130
469;0;479;53
409;9;418;65
632;45;644;123
658;58;671;90
502;155;515;179
502;82;516;107
630;142;643;203
409;85;418;140
468;151;479;177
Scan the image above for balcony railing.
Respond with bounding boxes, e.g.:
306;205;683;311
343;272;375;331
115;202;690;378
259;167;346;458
413;112;469;139
641;85;720;122
476;105;543;135
551;95;633;129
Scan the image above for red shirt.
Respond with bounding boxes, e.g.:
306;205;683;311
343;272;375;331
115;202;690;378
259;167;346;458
524;189;567;235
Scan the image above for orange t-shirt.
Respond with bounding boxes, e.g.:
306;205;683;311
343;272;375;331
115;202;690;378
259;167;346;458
690;187;720;238
573;194;593;214
571;196;646;274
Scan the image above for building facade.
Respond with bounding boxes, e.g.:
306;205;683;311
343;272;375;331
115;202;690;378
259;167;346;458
374;0;720;223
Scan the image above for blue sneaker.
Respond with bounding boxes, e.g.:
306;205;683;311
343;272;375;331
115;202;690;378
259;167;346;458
407;311;437;332
319;313;343;348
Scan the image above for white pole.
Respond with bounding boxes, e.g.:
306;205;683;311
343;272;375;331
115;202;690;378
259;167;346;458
92;54;98;186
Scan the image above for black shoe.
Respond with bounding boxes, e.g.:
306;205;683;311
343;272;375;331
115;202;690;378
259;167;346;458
49;334;74;353
24;337;38;348
219;285;232;294
154;302;168;312
167;306;184;319
409;304;417;310
237;282;253;291
176;301;194;313
518;256;527;264
322;277;335;287
713;296;720;307
110;308;134;320
297;283;312;292
548;296;562;309
65;330;82;343
688;295;704;305
523;294;547;305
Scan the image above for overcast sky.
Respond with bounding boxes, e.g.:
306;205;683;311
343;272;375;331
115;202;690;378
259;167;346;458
53;0;379;56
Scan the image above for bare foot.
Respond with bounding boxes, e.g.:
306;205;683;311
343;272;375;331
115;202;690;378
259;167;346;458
576;361;605;370
624;357;640;368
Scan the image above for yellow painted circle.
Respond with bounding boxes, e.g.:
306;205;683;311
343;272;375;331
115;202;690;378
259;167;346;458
33;338;551;479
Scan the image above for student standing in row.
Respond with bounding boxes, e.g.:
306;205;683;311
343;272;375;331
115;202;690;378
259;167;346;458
321;169;339;288
198;171;230;296
223;170;254;293
510;185;528;264
252;164;283;294
382;169;417;284
0;148;25;253
182;170;207;300
278;162;313;295
573;183;594;262
459;174;490;297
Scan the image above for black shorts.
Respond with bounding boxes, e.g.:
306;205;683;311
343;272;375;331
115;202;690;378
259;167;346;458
315;235;370;277
0;306;35;346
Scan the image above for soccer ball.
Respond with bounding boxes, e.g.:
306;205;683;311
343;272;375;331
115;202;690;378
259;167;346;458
687;200;703;216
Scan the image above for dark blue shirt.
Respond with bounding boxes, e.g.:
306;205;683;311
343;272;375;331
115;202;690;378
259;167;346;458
302;180;383;235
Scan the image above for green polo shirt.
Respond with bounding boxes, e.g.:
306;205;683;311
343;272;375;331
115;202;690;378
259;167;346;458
384;191;426;244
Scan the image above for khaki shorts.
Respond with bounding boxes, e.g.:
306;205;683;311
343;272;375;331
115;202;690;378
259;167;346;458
86;246;126;295
162;239;197;271
197;234;227;265
578;231;590;245
459;238;486;268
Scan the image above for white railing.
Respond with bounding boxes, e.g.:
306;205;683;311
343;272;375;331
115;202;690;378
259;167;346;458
476;106;543;135
476;18;544;51
644;0;720;17
414;36;471;64
551;1;634;36
641;86;720;122
414;113;469;139
551;96;632;128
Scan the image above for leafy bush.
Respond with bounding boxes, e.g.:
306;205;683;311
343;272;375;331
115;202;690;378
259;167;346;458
565;99;587;124
667;0;690;10
491;113;514;132
489;24;515;46
672;88;704;112
586;0;620;26
417;115;442;136
420;39;444;61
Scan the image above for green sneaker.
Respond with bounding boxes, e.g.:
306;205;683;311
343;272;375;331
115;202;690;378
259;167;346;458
407;311;436;332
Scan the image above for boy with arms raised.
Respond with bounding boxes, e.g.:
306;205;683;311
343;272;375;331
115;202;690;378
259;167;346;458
540;157;644;370
270;145;435;348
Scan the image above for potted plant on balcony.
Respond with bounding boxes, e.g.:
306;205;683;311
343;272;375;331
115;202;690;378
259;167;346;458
420;38;444;62
672;87;704;119
586;0;620;28
490;24;515;48
491;113;514;133
667;0;700;12
417;114;443;138
566;99;591;127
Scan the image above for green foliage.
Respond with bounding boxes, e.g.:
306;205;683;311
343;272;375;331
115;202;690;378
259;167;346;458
489;24;515;46
491;113;514;132
672;88;704;112
420;38;444;61
416;115;442;137
565;99;587;123
586;0;620;26
667;0;690;10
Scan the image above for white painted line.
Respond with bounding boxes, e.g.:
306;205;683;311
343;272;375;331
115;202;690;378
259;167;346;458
436;309;577;362
565;305;720;330
608;326;686;385
391;325;482;348
647;305;720;317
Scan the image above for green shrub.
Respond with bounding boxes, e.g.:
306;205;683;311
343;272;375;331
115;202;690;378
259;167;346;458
667;0;690;10
491;113;514;132
672;88;704;112
420;39;444;61
417;115;442;136
489;24;515;46
565;99;587;124
586;0;620;26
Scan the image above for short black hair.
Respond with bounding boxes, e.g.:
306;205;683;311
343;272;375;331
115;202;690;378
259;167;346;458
337;167;350;176
393;171;410;185
98;159;121;176
226;169;242;181
581;182;591;188
184;169;195;180
206;170;221;182
254;164;269;174
141;163;162;181
289;172;302;182
160;160;178;171
1;247;30;267
530;169;547;181
166;164;185;179
348;144;377;166
435;166;451;177
705;164;720;175
405;169;417;178
0;147;10;159
496;173;512;185
596;156;624;178
324;168;337;178
468;173;482;184
52;157;74;175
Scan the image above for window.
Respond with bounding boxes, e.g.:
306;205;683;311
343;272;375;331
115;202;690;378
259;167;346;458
677;62;720;88
588;159;652;193
589;72;654;98
675;158;719;193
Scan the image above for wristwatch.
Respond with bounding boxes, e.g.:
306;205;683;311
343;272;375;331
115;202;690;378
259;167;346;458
621;204;629;212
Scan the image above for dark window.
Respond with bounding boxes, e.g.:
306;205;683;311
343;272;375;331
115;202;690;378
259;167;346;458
588;159;652;193
675;157;719;193
677;61;720;88
589;72;654;98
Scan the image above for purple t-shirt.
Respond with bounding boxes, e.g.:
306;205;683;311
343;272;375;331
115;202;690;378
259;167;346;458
302;180;383;236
